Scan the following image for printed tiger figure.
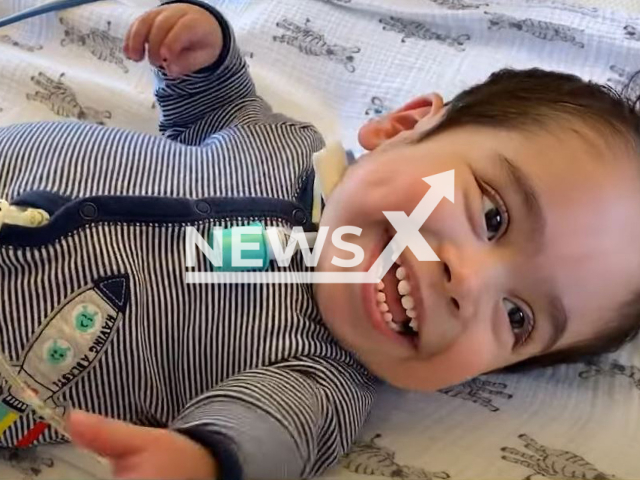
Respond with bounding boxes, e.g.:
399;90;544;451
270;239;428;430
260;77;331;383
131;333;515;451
579;359;640;390
59;18;129;73
0;35;43;53
365;97;391;118
273;18;360;73
438;377;513;412
341;434;450;479
26;72;112;125
608;65;633;88
485;12;585;48
625;25;640;41
379;17;471;51
0;449;54;480
502;434;612;480
428;0;488;10
524;0;599;17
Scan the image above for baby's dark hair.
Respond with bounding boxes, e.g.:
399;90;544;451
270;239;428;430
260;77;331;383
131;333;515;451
419;68;640;369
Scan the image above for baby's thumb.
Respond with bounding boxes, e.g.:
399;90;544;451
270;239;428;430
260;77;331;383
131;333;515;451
67;410;147;459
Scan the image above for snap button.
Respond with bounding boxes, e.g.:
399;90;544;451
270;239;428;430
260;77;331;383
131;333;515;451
195;201;211;214
292;209;308;225
80;202;98;220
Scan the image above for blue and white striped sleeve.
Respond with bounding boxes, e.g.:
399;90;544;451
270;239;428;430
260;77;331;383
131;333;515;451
171;358;378;480
154;1;259;144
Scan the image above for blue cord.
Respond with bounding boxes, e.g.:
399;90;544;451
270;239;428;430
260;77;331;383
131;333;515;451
0;0;105;29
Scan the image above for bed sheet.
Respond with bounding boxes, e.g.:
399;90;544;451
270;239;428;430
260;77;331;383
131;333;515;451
0;0;639;479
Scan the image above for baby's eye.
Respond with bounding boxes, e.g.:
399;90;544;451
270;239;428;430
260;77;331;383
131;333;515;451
502;299;534;347
481;183;509;241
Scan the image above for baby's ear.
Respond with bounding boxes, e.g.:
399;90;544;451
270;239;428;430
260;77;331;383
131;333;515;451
358;94;445;151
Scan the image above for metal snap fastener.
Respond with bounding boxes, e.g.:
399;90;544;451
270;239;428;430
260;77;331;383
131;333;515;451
292;209;308;225
195;201;211;214
80;202;98;220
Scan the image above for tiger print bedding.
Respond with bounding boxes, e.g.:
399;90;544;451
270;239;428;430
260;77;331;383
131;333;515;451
0;0;639;479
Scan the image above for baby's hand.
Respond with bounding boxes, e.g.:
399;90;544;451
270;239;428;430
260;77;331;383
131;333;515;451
124;4;224;77
68;411;218;480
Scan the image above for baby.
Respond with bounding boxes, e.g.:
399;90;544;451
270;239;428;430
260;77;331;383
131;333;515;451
1;1;639;479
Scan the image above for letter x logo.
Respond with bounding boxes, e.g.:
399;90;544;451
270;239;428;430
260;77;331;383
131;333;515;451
368;170;455;281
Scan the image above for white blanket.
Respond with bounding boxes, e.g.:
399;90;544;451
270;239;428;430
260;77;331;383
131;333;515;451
0;1;639;479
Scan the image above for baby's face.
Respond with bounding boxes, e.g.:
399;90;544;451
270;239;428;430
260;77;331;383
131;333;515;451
316;121;640;391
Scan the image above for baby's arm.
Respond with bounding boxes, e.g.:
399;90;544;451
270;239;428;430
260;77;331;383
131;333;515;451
171;358;377;479
125;1;258;144
68;358;376;480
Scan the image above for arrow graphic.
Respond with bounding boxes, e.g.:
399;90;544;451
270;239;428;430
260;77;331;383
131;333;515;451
368;170;455;281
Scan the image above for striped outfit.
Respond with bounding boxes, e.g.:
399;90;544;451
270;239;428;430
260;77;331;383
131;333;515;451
0;2;377;478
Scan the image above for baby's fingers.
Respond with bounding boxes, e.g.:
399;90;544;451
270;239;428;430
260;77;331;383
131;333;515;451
124;9;162;62
161;15;223;77
147;9;188;68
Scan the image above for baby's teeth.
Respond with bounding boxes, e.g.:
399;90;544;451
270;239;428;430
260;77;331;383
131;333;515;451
409;319;419;331
407;309;417;318
388;321;401;332
401;295;415;310
377;281;385;291
397;280;411;296
378;302;390;313
396;267;406;281
377;292;386;303
383;313;393;323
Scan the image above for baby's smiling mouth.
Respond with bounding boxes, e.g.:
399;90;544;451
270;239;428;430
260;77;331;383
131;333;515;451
376;256;420;340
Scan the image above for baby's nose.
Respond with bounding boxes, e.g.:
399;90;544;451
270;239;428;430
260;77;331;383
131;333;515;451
441;258;488;320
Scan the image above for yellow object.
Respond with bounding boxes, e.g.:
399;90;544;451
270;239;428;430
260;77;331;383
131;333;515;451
312;142;350;224
0;410;19;436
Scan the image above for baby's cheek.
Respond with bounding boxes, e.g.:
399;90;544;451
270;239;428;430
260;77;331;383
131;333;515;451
439;328;503;379
396;335;498;391
423;196;469;241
